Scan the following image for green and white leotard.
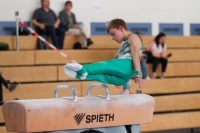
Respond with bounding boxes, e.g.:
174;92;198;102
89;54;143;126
117;34;143;59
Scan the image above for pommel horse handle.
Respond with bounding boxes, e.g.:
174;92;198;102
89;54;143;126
137;88;142;94
54;85;78;102
86;84;110;100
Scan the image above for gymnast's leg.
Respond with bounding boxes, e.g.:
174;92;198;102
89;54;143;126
64;59;135;86
64;67;128;86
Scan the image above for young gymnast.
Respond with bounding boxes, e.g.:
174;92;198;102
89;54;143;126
64;18;144;93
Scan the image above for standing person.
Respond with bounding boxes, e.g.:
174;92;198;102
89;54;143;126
64;18;144;94
59;1;93;48
32;0;65;49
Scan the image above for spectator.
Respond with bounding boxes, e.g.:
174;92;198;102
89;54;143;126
144;33;171;79
59;1;93;48
32;0;65;49
0;70;20;105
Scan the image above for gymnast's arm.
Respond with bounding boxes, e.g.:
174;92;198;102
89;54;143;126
128;34;142;72
31;10;45;29
129;34;144;88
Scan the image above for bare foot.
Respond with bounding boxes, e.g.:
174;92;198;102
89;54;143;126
65;63;82;71
160;73;165;79
151;73;157;79
160;75;165;79
117;89;130;95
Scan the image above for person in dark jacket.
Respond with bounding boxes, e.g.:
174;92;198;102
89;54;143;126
32;0;65;49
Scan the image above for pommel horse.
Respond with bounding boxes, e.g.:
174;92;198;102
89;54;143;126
2;84;155;133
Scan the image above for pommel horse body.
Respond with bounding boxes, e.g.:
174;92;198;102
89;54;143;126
2;84;155;133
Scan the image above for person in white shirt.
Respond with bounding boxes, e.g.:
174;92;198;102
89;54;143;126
145;33;171;79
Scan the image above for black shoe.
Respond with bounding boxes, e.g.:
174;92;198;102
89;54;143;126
7;82;21;92
0;98;18;106
87;38;93;47
0;102;4;106
167;53;172;57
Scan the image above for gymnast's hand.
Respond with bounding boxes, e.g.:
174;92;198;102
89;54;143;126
134;77;144;89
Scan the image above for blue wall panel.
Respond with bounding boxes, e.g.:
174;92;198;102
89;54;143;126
190;24;200;35
91;23;107;36
127;23;152;35
159;23;183;36
91;22;152;36
0;21;31;35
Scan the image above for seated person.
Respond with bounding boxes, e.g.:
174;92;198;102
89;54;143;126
59;1;93;48
144;33;172;79
32;0;65;49
0;70;20;105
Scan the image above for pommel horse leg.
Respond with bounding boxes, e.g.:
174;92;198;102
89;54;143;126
125;89;142;133
131;124;140;133
131;88;143;133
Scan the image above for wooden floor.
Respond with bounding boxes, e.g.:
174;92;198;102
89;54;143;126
1;62;200;83
1;36;200;50
141;111;200;132
1;49;200;66
1;77;199;101
0;126;16;133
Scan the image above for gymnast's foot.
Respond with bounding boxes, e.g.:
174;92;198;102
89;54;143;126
117;89;130;95
65;63;82;71
65;63;87;77
64;67;87;80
